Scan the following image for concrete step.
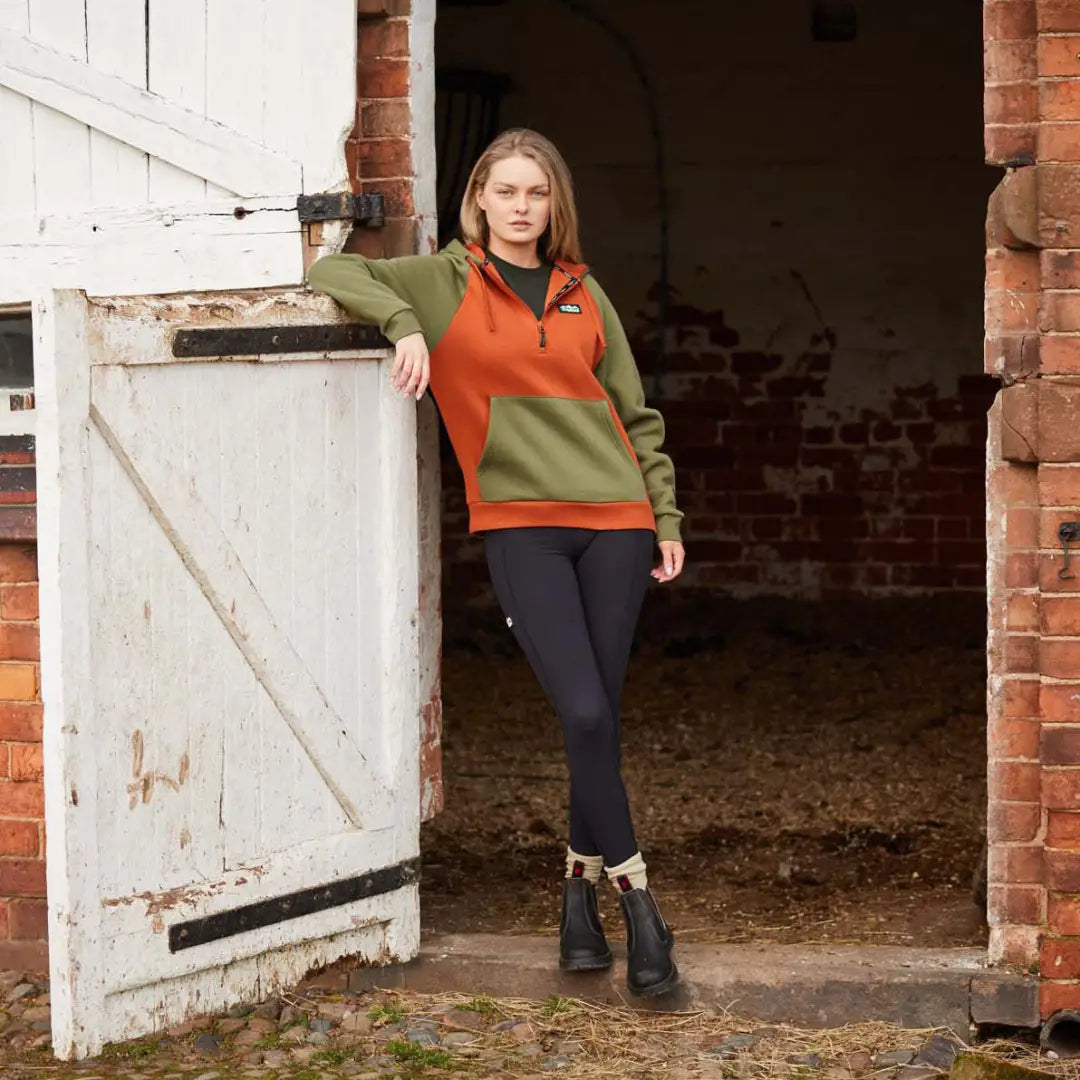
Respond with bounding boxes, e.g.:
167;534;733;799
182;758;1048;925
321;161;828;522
339;934;1037;1034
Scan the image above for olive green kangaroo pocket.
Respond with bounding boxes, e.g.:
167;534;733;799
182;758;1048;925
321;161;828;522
476;395;646;504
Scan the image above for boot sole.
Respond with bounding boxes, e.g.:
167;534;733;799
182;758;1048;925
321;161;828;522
560;952;613;972
629;963;680;997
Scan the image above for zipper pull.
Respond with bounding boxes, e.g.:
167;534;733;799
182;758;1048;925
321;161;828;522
539;322;546;349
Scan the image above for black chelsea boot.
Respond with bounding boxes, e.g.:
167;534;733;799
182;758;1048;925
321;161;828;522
619;887;678;996
559;877;613;971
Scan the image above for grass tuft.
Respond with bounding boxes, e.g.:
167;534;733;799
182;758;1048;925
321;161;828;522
543;995;577;1017
101;1039;161;1060
368;1002;407;1024
311;1046;351;1066
462;994;500;1017
386;1038;455;1071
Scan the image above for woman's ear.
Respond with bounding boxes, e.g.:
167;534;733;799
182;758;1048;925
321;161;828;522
475;187;487;213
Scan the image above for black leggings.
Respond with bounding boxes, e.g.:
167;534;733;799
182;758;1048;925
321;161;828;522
483;526;654;867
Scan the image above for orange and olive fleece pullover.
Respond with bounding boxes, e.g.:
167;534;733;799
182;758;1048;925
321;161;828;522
307;240;683;542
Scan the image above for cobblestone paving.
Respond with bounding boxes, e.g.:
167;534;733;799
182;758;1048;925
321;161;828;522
0;968;1067;1080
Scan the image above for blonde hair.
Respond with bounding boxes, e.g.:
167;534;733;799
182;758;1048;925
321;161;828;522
459;128;583;264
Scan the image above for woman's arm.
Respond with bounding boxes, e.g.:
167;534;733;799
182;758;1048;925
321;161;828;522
584;276;684;544
307;252;466;349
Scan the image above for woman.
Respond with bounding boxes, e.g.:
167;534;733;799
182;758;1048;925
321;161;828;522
308;128;685;996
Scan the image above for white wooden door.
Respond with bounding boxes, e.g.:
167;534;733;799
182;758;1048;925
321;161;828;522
35;288;420;1060
0;0;359;301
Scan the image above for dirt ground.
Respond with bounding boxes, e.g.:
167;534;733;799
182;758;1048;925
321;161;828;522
421;593;989;949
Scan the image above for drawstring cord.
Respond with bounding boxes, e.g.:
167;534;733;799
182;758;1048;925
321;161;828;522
578;276;607;362
471;257;497;332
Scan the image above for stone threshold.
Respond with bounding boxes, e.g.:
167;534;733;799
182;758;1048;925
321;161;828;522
334;934;1038;1035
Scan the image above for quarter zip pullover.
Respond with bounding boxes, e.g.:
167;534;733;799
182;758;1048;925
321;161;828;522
307;240;683;541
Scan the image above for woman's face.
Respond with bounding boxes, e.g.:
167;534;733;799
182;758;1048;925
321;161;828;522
476;155;552;256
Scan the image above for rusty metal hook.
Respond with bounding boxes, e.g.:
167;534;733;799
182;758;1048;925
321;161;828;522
1059;522;1080;581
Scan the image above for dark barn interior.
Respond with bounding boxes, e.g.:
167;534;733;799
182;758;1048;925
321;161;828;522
419;0;999;947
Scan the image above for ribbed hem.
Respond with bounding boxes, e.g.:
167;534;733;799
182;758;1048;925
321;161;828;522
469;500;657;534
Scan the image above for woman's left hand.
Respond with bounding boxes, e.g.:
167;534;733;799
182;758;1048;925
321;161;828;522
652;540;685;583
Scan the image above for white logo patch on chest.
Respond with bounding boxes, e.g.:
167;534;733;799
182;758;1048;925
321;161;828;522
558;303;582;314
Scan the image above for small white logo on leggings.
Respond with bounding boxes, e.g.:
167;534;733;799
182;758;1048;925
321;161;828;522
506;616;513;628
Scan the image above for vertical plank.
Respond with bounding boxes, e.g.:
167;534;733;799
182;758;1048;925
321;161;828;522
0;1;34;219
280;363;337;840
85;0;148;207
374;359;419;823
27;0;92;214
0;0;28;25
260;0;304;164
88;366;154;899
36;290;107;1060
410;0;439;231
133;365;193;890
217;362;261;866
353;368;386;774
0;88;35;218
146;0;212;201
324;362;377;814
180;362;227;879
417;395;443;821
205;0;264;199
285;0;355;193
251;363;328;850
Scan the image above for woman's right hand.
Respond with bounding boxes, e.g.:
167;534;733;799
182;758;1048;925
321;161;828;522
392;332;430;400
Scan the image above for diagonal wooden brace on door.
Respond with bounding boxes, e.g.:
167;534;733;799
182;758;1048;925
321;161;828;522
88;366;391;830
0;27;302;196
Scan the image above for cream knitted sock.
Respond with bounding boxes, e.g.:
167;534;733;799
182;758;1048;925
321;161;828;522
565;847;604;884
606;851;648;893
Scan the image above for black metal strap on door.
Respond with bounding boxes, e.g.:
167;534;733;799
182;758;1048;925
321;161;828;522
168;857;421;952
172;323;390;358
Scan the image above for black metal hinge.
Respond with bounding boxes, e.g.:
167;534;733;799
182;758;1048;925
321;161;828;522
297;193;385;227
168;857;421;951
173;323;390;358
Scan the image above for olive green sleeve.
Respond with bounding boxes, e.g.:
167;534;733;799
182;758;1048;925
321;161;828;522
306;251;467;350
585;276;684;543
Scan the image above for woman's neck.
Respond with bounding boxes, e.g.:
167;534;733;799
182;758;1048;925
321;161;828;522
487;236;542;268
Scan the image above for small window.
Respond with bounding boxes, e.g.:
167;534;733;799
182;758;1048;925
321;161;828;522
0;313;33;389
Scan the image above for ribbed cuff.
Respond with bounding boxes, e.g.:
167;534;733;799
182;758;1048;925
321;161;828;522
655;515;683;543
384;308;423;343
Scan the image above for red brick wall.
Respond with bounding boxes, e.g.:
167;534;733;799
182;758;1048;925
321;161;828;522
0;432;45;969
0;540;45;972
436;0;996;602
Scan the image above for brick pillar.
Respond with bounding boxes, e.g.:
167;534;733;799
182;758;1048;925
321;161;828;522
347;0;421;260
986;0;1080;1015
986;402;1043;968
985;0;1042;973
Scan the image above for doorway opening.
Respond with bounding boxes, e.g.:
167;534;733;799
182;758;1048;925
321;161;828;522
421;0;999;949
